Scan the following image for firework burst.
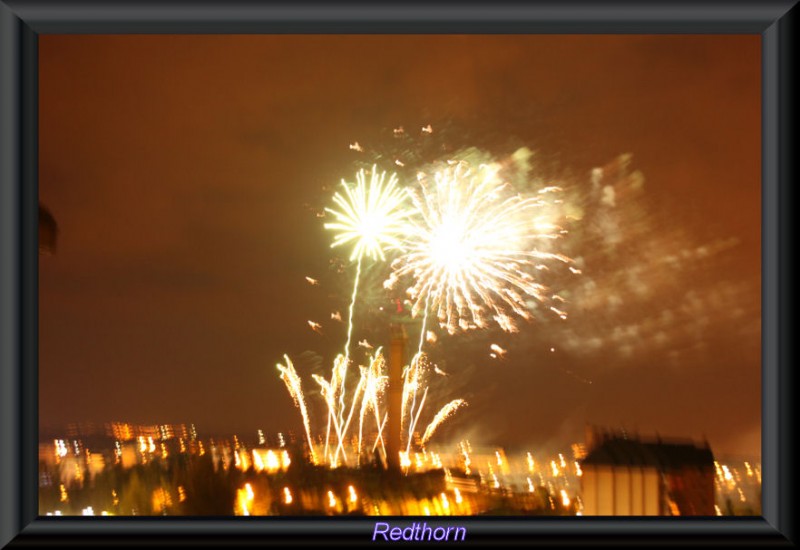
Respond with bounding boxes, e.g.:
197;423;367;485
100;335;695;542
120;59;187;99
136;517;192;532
386;162;571;335
324;165;414;263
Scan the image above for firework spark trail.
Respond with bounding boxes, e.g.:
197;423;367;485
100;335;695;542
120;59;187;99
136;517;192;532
356;367;371;465
387;163;571;335
400;358;421;438
356;352;388;464
276;356;317;464
315;355;349;464
339;365;367;456
399;296;432;449
406;386;429;454
313;372;349;465
337;255;362;435
403;352;427;451
345;351;382;460
416;296;431;355
421;399;466;446
367;356;388;459
322;355;346;463
372;412;388;457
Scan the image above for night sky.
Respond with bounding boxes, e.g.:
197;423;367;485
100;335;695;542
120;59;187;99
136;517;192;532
39;35;761;457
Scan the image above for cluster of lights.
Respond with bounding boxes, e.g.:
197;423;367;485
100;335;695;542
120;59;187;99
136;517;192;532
248;449;291;473
714;460;760;507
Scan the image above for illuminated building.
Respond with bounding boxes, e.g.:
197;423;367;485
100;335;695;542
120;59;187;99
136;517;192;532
120;442;139;469
581;431;714;516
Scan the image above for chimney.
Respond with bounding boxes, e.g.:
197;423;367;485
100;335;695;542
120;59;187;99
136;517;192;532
386;324;407;471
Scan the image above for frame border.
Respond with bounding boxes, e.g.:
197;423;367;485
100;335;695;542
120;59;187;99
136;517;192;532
1;1;796;547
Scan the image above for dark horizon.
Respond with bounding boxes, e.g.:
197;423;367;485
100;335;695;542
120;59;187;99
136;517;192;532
39;35;761;458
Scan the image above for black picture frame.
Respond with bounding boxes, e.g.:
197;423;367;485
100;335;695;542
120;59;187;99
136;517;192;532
0;1;796;547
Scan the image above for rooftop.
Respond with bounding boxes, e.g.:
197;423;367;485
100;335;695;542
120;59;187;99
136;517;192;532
582;435;714;469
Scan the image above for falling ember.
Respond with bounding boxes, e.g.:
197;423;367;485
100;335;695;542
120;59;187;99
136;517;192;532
357;339;374;350
307;320;323;333
421;399;467;446
538;186;563;194
549;306;568;320
489;343;507;357
283;487;293;505
349;142;363;152
305;276;319;285
387;163;571;335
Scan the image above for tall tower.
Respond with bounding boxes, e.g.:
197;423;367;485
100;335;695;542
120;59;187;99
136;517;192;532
386;323;407;471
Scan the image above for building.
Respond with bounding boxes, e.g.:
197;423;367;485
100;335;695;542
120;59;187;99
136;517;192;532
580;430;715;516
